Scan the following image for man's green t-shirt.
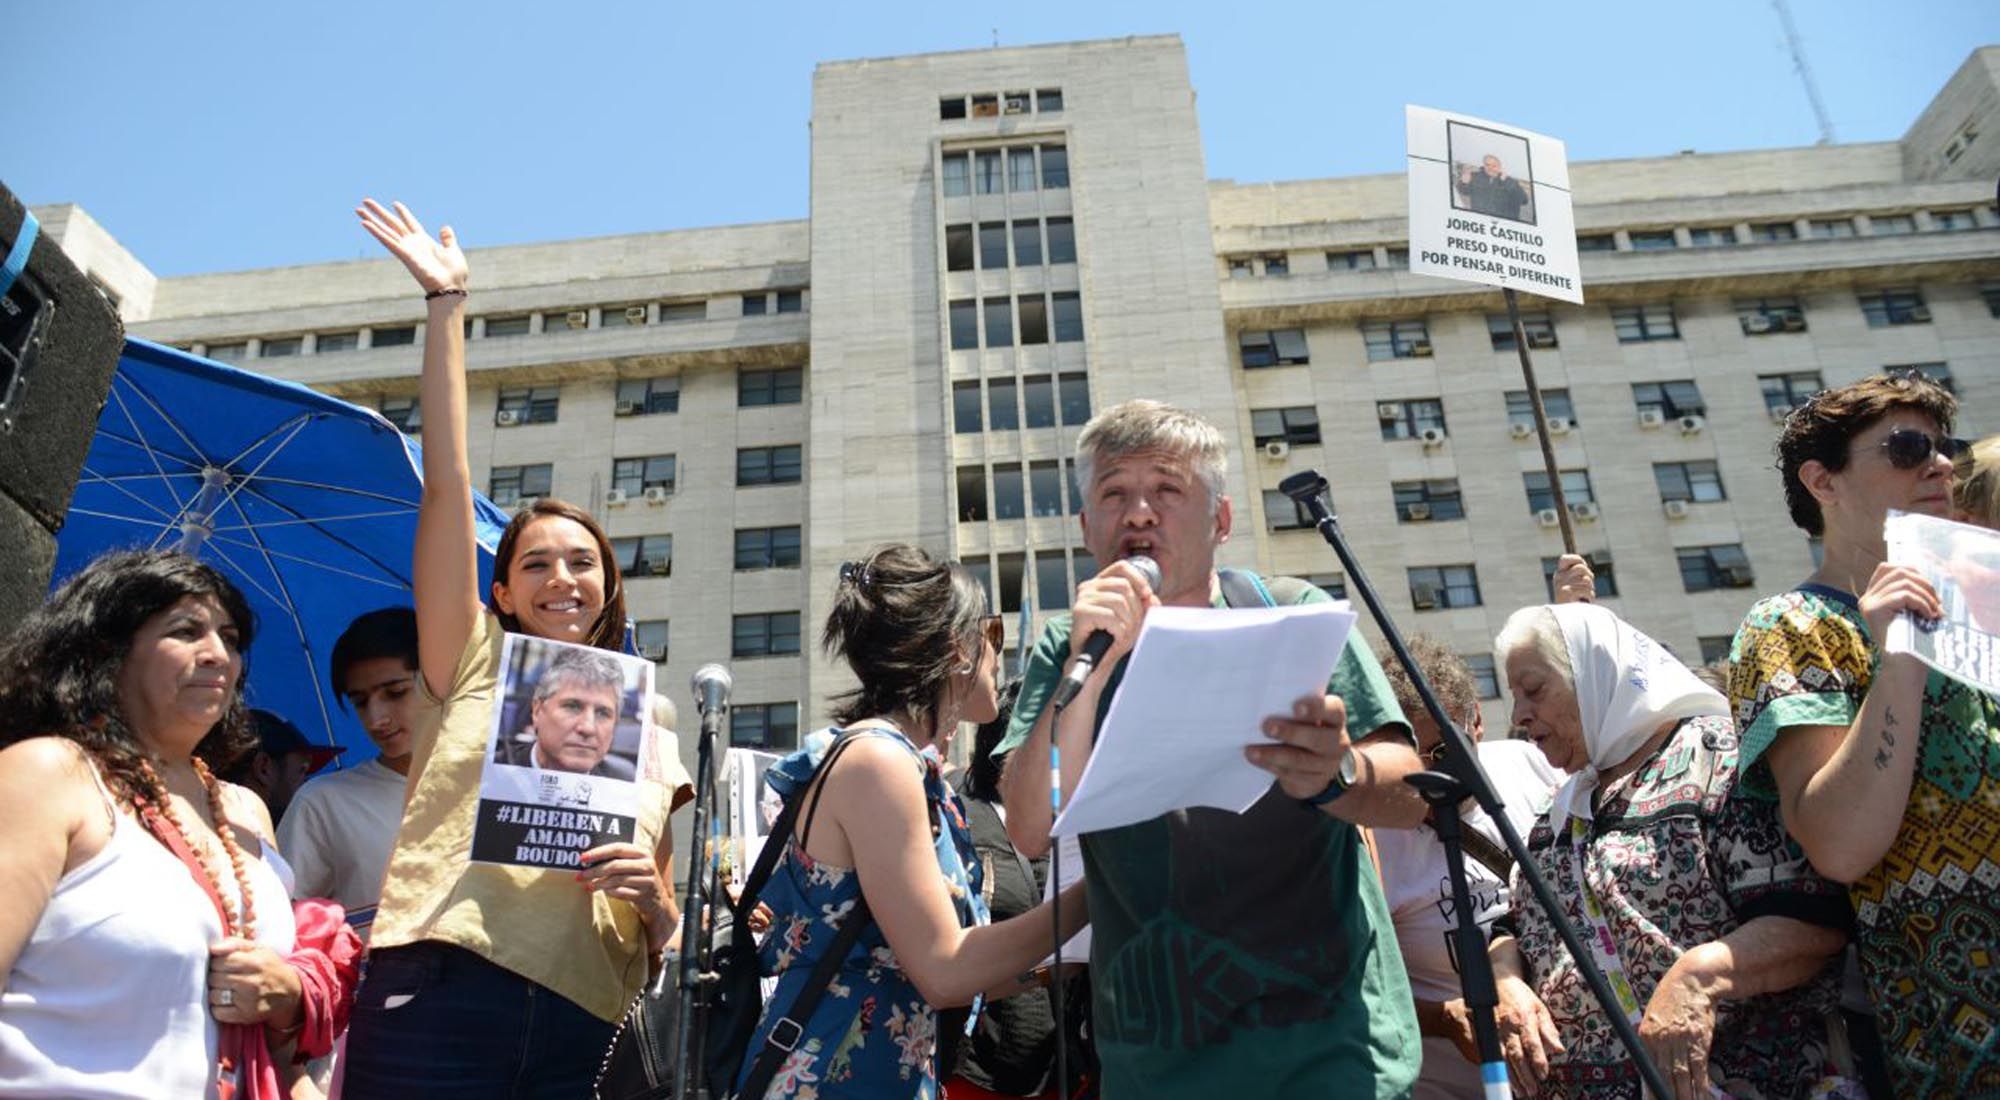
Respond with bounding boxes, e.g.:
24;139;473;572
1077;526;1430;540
995;576;1420;1099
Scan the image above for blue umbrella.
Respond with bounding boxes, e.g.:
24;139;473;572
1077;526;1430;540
53;337;510;766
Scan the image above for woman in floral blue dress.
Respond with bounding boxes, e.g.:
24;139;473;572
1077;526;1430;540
739;545;1090;1099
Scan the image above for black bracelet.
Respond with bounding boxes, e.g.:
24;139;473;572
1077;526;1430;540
424;287;467;300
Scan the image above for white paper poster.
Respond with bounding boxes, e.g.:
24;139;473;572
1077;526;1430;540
1886;510;2000;695
470;634;656;869
723;747;785;878
1406;105;1583;304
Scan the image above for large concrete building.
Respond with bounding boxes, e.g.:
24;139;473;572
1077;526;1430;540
42;36;2000;752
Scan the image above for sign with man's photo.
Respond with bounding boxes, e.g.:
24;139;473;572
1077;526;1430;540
1405;105;1583;304
470;634;656;869
1887;510;2000;696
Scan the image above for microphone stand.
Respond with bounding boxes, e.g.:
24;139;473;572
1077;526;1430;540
1278;469;1670;1100
671;694;727;1100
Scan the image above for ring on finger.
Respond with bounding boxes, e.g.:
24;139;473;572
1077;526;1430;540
217;989;234;1007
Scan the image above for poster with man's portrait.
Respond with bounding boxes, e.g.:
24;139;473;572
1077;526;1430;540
470;634;655;869
1448;121;1537;225
1405;105;1583;304
1887;510;2000;696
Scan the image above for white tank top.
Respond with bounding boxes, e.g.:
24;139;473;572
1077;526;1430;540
0;772;296;1099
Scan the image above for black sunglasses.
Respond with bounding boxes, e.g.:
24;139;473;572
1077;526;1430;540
1878;428;1966;471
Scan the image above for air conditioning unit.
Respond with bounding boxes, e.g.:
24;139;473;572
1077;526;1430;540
1905;306;1932;323
1768;405;1794;424
1003;93;1030;115
1742;314;1776;335
1663;498;1691;519
1404;502;1433;521
1547;417;1573;436
604;488;629;507
1411;584;1441;610
1678;414;1707;435
1527;332;1558;350
1409;341;1435;358
1419;427;1448;448
1376;402;1405;421
1510;421;1536;439
495;408;522;427
1536;507;1562;528
649;559;672;577
615;400;642;417
1262;439;1291;460
638;644;667;662
1721;565;1756;587
1569;500;1601;522
643;486;671;505
1638;409;1666;429
564;310;590;329
623;306;649;324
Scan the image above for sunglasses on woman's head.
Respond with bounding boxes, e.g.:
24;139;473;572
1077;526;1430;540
1877;428;1966;470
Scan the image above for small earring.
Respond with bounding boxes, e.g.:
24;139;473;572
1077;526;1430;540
958;662;974;674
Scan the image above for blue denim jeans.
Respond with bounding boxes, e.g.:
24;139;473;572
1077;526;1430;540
340;941;614;1099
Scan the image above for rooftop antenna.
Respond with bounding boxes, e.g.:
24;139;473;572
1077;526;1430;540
1772;0;1837;145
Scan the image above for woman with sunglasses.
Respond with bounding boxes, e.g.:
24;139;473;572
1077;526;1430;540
736;544;1087;1099
1727;371;1999;1100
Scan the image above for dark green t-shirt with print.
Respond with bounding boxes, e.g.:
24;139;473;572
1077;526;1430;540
994;576;1419;1099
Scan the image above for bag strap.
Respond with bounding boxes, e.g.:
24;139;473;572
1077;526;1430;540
1459;824;1515;883
737;894;873;1099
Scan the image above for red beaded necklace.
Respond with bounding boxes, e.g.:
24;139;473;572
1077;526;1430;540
137;757;258;940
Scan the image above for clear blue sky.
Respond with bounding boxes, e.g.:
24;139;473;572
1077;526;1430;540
9;1;1993;277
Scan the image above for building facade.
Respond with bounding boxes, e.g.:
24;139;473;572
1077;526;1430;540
48;36;2000;755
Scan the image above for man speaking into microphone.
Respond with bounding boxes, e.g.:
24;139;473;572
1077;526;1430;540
996;400;1426;1099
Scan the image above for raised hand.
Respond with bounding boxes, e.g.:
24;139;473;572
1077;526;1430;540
355;199;468;295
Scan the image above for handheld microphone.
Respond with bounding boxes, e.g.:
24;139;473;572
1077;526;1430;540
1049;554;1159;710
691;664;733;718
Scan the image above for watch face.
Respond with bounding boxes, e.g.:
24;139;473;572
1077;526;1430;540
1338;747;1359;786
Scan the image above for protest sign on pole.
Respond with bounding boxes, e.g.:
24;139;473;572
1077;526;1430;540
1406;105;1583;304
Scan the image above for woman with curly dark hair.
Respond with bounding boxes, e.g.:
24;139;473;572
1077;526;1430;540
0;550;310;1097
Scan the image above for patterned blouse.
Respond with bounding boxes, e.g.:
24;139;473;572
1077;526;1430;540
738;727;989;1100
1505;714;1849;1100
1730;585;2000;1099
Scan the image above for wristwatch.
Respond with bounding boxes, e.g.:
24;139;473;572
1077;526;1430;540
1302;747;1360;808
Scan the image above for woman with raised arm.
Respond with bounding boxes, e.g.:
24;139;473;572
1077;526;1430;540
339;201;692;1098
735;545;1087;1100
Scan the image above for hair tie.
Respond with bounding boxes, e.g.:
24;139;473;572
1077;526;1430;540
839;560;874;591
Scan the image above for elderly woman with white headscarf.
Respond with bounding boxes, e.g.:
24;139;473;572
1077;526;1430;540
1484;604;1854;1100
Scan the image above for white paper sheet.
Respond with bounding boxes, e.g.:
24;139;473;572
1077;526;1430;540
1040;832;1090;964
1049;602;1356;838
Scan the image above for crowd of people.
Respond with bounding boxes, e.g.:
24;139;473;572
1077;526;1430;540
0;202;1994;1100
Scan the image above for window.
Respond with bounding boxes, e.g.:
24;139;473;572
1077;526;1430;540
736;445;802;486
1524;469;1596;512
776;291;803;314
1891;362;1954;394
1239;329;1310;368
1575;233;1617;252
1654;461;1726;503
732;613;802;658
975;150;1002;194
1062;459;1084;516
732;703;799;750
616;377;679;416
940;96;967;120
1489;312;1557;351
1931;209;1979;231
1058;373;1090;425
1393;479;1465;522
1228;257;1256;279
995;553;1024;613
1046;218;1076;264
1736;296;1807;335
1687;226;1737;247
1022;375;1056;428
1029;461;1064;517
1465;654;1501;699
1632;380;1705;419
659;301;706;324
1040;144;1069;189
739;367;804;407
945;224;974;272
1037;88;1063;113
1858;288;1930;327
1612;303;1679;342
734;526;801;570
992;463;1025;520
1361;319;1433;361
206;342;247;361
610;454;676;497
1760;371;1823;414
1263;489;1312;531
1378;398;1447;441
1677;544;1755;592
1262;253;1289;277
1012;220;1043;267
1870;214;1916;236
941;152;970;197
1328;249;1377;271
1018;295;1049;345
1628;230;1677;251
1504;388;1574;428
979;222;1009;269
956;466;988;522
987;378;1018;430
1408;565;1481;610
380;396;421;433
634;620;670;664
488;463;552;507
1808;218;1855;239
259;337;302;358
1698;636;1734;666
371;326;416;348
983;298;1014;347
601;303;649;328
970;94;998;118
612;535;675;578
1748;221;1799;242
316;331;359;353
1035;553;1070;611
1251;406;1322;447
1540;552;1618;600
1303;573;1347;600
953;381;983;433
1985;284;2000;319
964;558;994;608
483;315;531;338
1051;293;1083;343
1385;247;1410;269
496;385;560;425
949;299;978;350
